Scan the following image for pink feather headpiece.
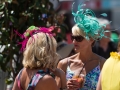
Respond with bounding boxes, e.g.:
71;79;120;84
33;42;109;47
15;26;53;51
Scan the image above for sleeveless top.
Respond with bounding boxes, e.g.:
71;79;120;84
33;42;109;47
66;59;101;90
101;52;120;90
17;68;50;90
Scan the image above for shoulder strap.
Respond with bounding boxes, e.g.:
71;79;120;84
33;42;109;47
99;56;105;70
26;69;50;90
79;59;99;76
17;68;24;90
67;58;70;66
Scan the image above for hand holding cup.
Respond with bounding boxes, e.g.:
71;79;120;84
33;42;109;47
72;73;85;88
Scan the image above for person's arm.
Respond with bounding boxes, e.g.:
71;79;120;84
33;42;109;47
55;59;68;89
54;68;67;89
57;59;68;73
96;73;102;90
36;75;59;90
57;58;82;90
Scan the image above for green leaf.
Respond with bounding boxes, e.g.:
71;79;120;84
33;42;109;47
0;63;6;72
5;0;12;4
0;54;3;63
0;3;5;10
5;79;13;84
9;16;18;26
0;0;68;84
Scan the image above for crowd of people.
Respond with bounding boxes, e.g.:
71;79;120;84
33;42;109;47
12;1;120;90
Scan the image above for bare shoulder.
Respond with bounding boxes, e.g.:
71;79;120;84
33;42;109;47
96;54;106;70
58;58;68;66
58;53;78;66
54;68;66;89
12;75;19;90
35;75;58;90
57;58;69;72
99;56;106;63
12;68;27;90
57;58;68;73
57;54;77;72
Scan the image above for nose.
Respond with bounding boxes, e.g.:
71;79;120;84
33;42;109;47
72;39;77;44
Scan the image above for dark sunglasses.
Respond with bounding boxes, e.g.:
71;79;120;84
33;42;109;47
71;35;84;42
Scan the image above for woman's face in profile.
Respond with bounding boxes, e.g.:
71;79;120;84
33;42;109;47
72;35;93;52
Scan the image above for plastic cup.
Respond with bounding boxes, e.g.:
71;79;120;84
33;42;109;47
72;74;85;88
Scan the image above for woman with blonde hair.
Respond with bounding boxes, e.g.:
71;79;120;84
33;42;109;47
12;26;66;90
57;1;111;90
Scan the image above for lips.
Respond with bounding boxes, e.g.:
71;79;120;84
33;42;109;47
74;45;79;48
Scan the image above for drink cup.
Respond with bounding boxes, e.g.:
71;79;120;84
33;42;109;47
72;73;85;88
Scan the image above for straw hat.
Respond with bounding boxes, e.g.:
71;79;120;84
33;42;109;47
57;41;74;59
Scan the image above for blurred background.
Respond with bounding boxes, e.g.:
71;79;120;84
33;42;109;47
0;0;120;90
58;0;120;28
50;0;120;43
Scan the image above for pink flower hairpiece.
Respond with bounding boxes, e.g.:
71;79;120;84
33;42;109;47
15;26;53;51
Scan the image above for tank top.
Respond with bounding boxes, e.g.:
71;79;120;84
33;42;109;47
17;68;50;90
66;59;100;90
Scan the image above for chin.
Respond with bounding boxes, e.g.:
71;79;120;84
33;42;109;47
74;49;79;53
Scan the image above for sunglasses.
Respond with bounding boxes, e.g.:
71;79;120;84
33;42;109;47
71;35;84;42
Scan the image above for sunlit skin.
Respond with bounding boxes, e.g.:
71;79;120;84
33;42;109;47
72;75;84;88
57;34;105;90
73;38;93;53
56;20;107;89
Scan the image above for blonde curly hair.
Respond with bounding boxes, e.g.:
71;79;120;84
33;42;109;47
22;32;59;70
72;24;85;36
72;24;102;40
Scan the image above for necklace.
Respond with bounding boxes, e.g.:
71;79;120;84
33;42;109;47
78;59;97;76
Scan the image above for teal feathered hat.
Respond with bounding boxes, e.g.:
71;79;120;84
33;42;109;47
72;1;111;40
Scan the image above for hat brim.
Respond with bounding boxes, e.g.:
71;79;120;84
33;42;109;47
57;43;74;59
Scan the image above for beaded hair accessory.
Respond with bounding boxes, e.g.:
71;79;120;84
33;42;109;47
72;1;111;40
15;26;53;51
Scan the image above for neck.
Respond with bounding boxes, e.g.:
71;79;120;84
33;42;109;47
77;48;94;63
